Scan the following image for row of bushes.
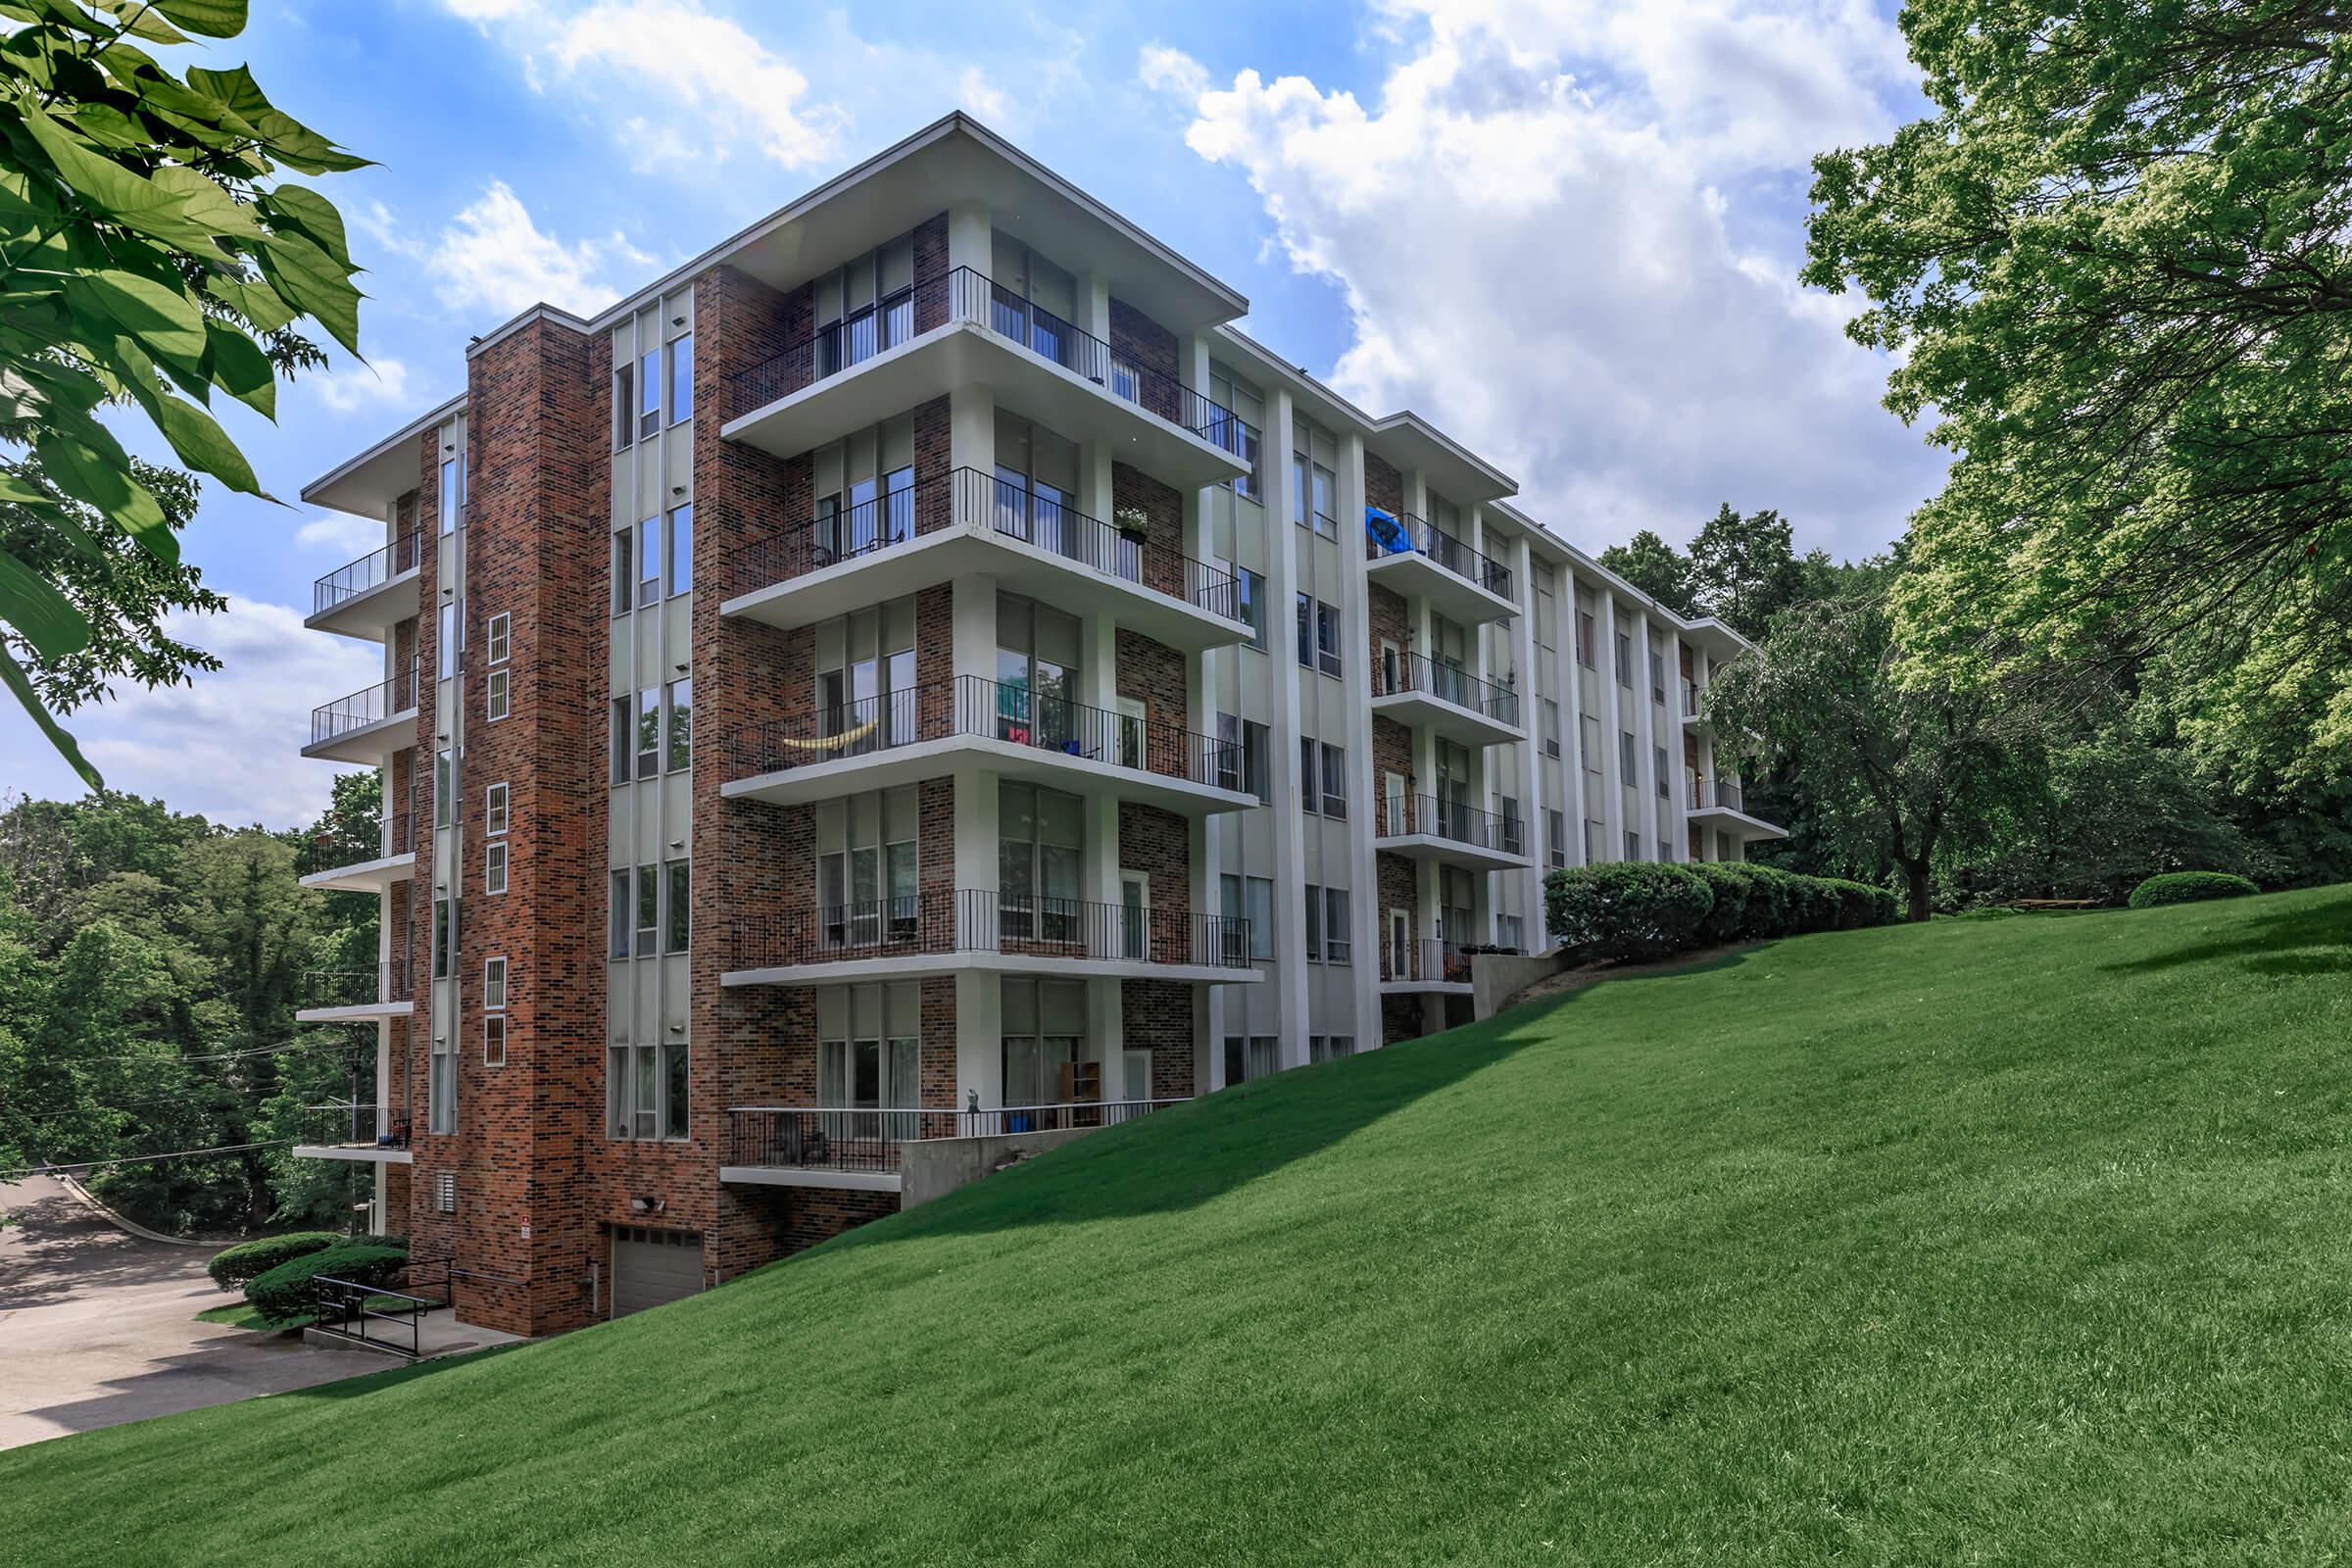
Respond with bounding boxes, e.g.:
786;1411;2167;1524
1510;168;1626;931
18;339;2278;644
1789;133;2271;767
1545;862;1900;963
2128;871;2258;909
210;1232;411;1327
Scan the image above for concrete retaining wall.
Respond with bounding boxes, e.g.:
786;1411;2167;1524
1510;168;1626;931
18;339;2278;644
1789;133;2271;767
899;1126;1099;1209
1472;949;1574;1021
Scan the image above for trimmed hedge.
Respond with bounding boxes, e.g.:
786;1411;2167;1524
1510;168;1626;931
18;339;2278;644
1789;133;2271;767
206;1231;338;1293
2128;871;2259;909
245;1242;410;1326
1545;861;1898;961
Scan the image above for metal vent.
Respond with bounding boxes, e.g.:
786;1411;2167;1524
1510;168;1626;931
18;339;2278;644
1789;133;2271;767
433;1171;457;1212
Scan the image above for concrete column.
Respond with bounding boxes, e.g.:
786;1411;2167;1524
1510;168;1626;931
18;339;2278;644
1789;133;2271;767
947;200;991;281
1630;608;1656;858
1507;533;1544;938
1599;592;1626;860
1074;270;1111;348
955;968;1002;1107
1337;431;1382;1048
1255;386;1310;1083
950;383;995;492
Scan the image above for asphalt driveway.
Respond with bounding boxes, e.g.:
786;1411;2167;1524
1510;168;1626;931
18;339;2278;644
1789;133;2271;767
0;1175;383;1450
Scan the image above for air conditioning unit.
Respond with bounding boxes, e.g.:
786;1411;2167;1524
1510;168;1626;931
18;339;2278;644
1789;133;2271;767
433;1171;457;1213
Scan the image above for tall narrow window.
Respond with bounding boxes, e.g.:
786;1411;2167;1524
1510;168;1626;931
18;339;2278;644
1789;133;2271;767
609;870;629;958
636;687;660;779
1244;720;1270;803
613;359;635;450
483;956;509;1009
635;862;658;956
1315;600;1342;677
438;601;459;680
667;503;693;596
1621;730;1638;779
666;859;690;953
665;678;693;771
635;517;660;608
483;1013;508;1068
1296;592;1311;668
429;1031;456;1135
485;611;510;664
486;667;509;722
1321;742;1348;818
1324;888;1351;963
1615;631;1633;688
667;330;694;423
610;697;630;785
436;746;455;827
1655;745;1670;797
611;528;632;616
1576;610;1595;668
1246;876;1273;961
432;896;455;979
439;457;459;535
1299;735;1317;814
1215;712;1241;794
485;841;508;896
638;346;660;440
485;782;510;836
1303;883;1322;960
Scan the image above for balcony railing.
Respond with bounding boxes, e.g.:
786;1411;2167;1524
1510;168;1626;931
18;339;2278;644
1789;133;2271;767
726;267;1259;463
722;466;1241;621
725;1100;1185;1173
302;959;410;1010
1690;775;1745;812
300;1103;410;1150
294;812;412;879
1370;652;1521;728
1364;512;1514;601
723;673;1240;791
1683;679;1704;718
1376;792;1525;857
1380;937;1471;986
310;662;418;748
313;533;420;616
728;886;1252;974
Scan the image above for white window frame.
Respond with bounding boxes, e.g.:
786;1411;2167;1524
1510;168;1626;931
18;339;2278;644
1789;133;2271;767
486;666;510;722
485;782;510;836
483;1013;508;1067
483;955;508;1009
485;840;508;896
485;611;510;665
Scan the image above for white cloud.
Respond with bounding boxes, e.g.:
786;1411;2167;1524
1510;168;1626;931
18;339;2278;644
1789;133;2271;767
956;66;1007;122
427;180;651;318
1147;1;1944;560
293;514;387;557
6;598;385;830
308;356;413;414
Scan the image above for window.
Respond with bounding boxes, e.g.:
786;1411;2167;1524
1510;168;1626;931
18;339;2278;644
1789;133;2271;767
1296;591;1311;668
438;600;459;679
486;667;510;722
999;977;1079;1111
667;503;692;596
1324;887;1350;963
1304;883;1322;960
1585;819;1601;863
483;1013;508;1067
1315;600;1342;678
1649;635;1666;705
1498;914;1524;951
635;862;658;956
438;456;459;536
483;956;508;1009
1313;1034;1354;1062
1215;712;1241;794
667;330;693;424
1222;874;1274;962
1626;830;1642;862
432;896;455;980
1320;742;1348;818
636;687;660;779
436;746;455;827
665;678;693;771
1299;735;1317;813
1615;630;1633;687
609;870;629;958
999;783;1083;943
486;611;510;664
1621;729;1638;779
1223;1034;1278;1084
611;528;632;616
1239;566;1265;650
639;346;661;441
1544;700;1562;759
636;517;660;608
485;782;509;836
1244;720;1270;803
610;696;630;785
1581;714;1602;776
666;859;690;953
484;840;508;896
613;358;635;450
1655;745;1670;797
1576;610;1595;668
1548;808;1567;869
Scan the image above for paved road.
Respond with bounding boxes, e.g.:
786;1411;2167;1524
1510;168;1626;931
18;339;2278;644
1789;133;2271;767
0;1175;383;1450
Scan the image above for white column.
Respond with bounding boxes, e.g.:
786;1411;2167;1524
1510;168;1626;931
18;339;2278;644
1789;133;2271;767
1255;387;1310;1082
950;384;995;494
1599;592;1626;860
1336;431;1383;1048
1507;534;1544;938
1074;269;1111;349
947;200;990;281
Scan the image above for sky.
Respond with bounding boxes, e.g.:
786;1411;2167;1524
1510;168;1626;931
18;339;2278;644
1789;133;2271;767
0;0;1947;828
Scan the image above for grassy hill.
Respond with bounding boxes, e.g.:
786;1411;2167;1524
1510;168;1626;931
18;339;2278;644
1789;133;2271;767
7;886;2350;1565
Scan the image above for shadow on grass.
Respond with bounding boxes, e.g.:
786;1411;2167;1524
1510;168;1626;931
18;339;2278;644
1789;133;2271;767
820;948;1762;1248
2102;895;2352;979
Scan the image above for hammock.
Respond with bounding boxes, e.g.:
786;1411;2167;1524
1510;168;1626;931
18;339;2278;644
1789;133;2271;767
767;714;883;753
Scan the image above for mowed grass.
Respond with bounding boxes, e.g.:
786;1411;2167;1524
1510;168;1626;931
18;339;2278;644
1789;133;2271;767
8;887;2352;1565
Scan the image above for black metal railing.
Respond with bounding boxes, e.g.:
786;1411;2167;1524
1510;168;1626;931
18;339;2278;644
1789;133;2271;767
721;466;1241;621
723;673;1239;790
299;1103;411;1151
1380;937;1471;987
302;958;410;1010
1683;679;1704;718
724;1100;1185;1173
727;267;1259;463
310;662;418;747
1690;775;1744;812
311;1257;450;1359
728;886;1251;973
1370;652;1521;728
313;533;420;616
295;812;411;879
1364;512;1514;600
1375;793;1526;857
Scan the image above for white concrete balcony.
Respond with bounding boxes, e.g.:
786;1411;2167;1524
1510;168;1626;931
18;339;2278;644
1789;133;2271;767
720;888;1262;988
1368;653;1525;750
719;1099;1186;1195
719;467;1250;655
721;267;1253;495
1377;937;1474;996
1363;512;1517;624
294;811;416;894
291;1104;415;1164
293;960;414;1024
1373;793;1534;874
303;664;418;764
719;674;1258;818
306;533;420;642
1688;775;1786;843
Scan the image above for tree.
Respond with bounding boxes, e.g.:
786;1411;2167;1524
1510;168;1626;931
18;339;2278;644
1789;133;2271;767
1805;0;2352;784
0;2;367;785
1597;529;1695;617
1706;590;2066;920
1687;505;1813;637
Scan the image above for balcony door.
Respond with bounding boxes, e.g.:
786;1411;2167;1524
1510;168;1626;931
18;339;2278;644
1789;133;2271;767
1000;782;1083;948
816;790;917;955
996;594;1082;756
1119;869;1150;962
1388;907;1410;979
815;600;916;757
1001;977;1086;1122
817;982;920;1141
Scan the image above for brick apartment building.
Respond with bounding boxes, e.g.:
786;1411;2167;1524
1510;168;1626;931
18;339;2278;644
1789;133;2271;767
289;114;1783;1336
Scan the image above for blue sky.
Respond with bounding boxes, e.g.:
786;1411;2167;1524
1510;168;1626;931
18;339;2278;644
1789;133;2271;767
1;0;1941;826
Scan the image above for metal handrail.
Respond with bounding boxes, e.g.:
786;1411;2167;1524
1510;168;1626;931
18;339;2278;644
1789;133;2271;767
1690;775;1745;811
301;959;410;1010
724;1100;1187;1172
727;267;1259;462
1375;792;1525;856
1364;511;1514;599
295;812;411;878
310;662;418;746
723;673;1239;790
313;533;420;615
721;466;1241;620
299;1103;411;1150
310;1272;439;1359
727;886;1251;973
1379;937;1472;986
1370;651;1521;726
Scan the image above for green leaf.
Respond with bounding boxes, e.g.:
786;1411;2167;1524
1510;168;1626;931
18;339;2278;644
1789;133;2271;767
92;1;189;44
203;318;273;419
265;183;350;270
150;0;244;38
204;273;296;335
152;391;265;497
152;165;261;239
0;544;92;658
256;229;361;354
16;100;211;248
66;269;209;368
0;641;100;787
35;429;174;564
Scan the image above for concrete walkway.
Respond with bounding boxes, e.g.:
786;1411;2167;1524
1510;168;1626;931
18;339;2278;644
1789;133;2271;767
0;1176;384;1450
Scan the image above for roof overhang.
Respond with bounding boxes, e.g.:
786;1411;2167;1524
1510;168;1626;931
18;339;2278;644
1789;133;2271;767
301;393;464;518
1366;412;1517;505
1676;616;1751;662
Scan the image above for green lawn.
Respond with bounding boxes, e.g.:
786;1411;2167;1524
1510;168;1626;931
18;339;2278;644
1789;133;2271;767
10;887;2352;1565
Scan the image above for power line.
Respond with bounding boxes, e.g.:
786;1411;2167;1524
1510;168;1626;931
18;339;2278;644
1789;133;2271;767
0;1139;296;1181
73;1035;371;1067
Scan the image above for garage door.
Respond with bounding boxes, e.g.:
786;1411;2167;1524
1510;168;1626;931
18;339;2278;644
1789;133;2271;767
612;1227;704;1317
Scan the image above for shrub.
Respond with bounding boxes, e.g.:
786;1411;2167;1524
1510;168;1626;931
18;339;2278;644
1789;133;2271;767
2128;871;2259;909
245;1242;410;1326
1690;862;1755;946
1820;878;1885;930
1731;864;1799;938
206;1231;338;1293
1545;863;1715;961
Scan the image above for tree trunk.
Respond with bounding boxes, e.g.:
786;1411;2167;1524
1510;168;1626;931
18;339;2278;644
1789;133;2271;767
1902;859;1933;922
